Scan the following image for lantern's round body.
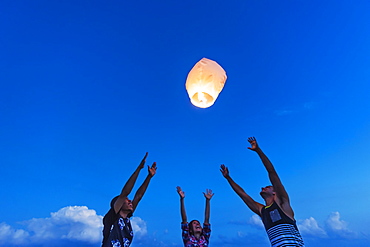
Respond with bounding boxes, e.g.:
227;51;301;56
185;58;227;108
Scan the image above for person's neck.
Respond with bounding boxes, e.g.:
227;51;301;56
119;210;129;218
193;232;202;239
264;196;275;207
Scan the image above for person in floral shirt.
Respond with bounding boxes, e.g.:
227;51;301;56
177;186;213;247
102;153;157;247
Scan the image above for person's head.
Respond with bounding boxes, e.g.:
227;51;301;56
260;185;275;199
110;196;133;217
121;197;133;212
188;220;202;235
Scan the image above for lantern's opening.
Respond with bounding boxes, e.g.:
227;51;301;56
191;92;214;108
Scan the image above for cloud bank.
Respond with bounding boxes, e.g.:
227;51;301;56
297;211;358;239
219;211;367;247
1;208;368;247
0;206;147;247
246;211;357;240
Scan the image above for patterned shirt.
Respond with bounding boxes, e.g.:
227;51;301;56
181;223;211;247
102;208;133;247
261;201;304;247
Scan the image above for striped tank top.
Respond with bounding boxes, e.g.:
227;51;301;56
261;201;304;247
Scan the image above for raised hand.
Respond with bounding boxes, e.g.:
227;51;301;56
148;162;157;177
203;189;214;200
247;137;259;151
176;186;185;199
220;164;230;178
138;152;148;169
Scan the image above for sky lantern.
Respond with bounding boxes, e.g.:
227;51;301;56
185;58;227;108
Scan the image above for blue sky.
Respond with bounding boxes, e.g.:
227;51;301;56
1;0;370;246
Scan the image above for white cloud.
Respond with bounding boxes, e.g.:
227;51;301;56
297;212;360;241
248;215;264;228
25;206;103;243
298;217;327;237
325;212;356;238
0;206;103;246
0;222;29;245
0;206;151;246
326;212;347;231
131;216;148;239
2;208;365;246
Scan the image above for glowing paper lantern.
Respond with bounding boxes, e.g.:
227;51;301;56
185;58;227;108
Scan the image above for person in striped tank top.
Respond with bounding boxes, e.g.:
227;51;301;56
220;137;304;247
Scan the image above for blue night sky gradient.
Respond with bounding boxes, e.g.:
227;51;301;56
1;1;370;246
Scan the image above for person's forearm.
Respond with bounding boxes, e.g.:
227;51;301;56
256;148;288;199
225;176;262;215
255;148;276;174
204;199;210;224
120;166;142;196
180;198;187;223
134;174;152;200
226;176;246;196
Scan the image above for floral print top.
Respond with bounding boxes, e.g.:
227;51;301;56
181;223;211;247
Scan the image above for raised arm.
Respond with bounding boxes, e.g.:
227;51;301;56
220;164;264;215
176;186;187;224
131;162;157;212
114;152;148;214
247;137;290;202
247;137;295;218
203;189;214;225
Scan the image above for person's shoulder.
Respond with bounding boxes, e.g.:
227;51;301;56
203;223;211;231
103;207;119;224
181;222;189;230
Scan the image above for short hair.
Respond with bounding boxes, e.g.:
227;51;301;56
110;196;119;208
265;185;274;191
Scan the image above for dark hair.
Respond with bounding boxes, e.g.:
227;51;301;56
110;195;133;218
188;219;201;235
110;196;119;208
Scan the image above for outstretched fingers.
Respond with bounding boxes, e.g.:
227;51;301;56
247;136;258;150
176;186;185;198
139;152;149;168
247;136;256;143
203;189;214;200
220;164;229;177
148;162;157;177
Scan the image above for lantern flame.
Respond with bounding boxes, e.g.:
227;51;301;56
185;58;227;108
197;91;208;103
